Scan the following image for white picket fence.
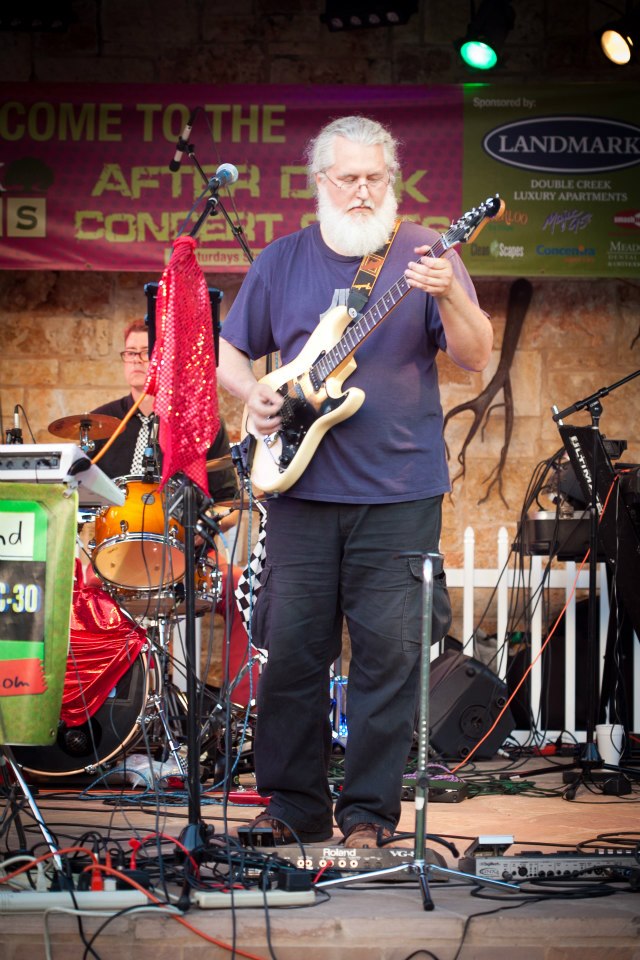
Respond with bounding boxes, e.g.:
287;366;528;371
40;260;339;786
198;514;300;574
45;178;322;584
442;526;640;741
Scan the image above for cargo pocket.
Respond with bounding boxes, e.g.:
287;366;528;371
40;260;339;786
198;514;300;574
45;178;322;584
402;555;452;650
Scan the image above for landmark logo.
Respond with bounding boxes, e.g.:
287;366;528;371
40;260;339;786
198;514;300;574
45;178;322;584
483;117;640;174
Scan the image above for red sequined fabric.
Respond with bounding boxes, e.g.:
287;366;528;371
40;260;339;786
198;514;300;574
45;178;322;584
144;235;220;495
60;562;147;726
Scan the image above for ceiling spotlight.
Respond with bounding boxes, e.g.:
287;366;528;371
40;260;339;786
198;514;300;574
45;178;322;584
0;2;74;32
455;0;515;70
321;2;418;31
600;3;640;64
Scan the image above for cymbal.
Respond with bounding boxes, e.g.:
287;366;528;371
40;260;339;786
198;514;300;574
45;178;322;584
205;455;233;472
48;413;121;440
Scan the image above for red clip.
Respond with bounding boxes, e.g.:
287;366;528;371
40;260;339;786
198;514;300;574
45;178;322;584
128;837;142;868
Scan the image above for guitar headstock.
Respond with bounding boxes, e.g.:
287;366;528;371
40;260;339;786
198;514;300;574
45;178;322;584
446;195;505;246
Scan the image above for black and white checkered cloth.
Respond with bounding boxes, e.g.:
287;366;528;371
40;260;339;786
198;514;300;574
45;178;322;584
234;508;267;628
130;413;155;474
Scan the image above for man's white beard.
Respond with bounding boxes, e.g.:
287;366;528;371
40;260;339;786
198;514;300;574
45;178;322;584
317;185;398;257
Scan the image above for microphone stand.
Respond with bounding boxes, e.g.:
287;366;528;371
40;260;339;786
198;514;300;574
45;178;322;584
172;147;256;852
185;150;254;267
555;399;602;791
317;553;517;906
548;369;640;798
179;476;203;851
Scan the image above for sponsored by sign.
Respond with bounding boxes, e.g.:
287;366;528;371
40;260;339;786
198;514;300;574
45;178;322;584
463;86;640;277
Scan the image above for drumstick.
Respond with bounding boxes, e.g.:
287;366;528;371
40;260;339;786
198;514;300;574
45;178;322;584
90;389;148;465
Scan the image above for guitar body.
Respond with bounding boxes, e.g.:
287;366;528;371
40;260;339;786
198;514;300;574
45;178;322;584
242;303;365;493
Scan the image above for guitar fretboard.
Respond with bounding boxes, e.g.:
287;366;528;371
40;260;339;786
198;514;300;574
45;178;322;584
311;235;448;383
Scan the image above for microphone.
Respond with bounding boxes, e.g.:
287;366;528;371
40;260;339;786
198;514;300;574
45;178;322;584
6;405;23;444
169;109;198;172
208;163;239;191
142;416;159;478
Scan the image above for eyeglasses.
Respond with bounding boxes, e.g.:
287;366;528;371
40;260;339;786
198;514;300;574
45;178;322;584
321;171;391;193
120;350;150;362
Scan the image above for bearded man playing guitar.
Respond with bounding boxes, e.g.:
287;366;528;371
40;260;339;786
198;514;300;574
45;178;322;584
218;115;494;849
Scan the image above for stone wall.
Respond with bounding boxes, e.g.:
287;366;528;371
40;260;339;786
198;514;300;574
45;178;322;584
2;0;640;644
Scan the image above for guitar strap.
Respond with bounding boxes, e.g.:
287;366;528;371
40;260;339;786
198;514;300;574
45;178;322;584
347;217;402;316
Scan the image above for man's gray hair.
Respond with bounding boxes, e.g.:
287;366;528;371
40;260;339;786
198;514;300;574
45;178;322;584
306;115;400;189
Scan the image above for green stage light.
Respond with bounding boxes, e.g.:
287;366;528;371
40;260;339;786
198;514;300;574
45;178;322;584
455;0;515;71
459;39;499;70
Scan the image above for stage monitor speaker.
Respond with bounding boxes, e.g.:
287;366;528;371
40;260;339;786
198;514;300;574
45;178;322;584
429;650;515;759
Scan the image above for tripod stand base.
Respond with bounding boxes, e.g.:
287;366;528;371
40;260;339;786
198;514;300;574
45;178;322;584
316;858;519;907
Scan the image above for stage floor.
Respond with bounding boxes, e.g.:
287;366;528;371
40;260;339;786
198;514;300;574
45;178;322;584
1;757;639;960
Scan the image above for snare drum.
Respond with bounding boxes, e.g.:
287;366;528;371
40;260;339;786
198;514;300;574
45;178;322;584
92;476;184;590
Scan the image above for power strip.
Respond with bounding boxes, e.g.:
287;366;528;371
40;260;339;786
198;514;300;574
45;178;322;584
0;890;148;912
192;889;317;909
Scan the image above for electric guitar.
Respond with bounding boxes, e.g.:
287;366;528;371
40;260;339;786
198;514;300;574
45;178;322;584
241;195;504;494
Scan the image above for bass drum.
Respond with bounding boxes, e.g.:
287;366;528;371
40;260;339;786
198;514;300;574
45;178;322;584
13;652;154;778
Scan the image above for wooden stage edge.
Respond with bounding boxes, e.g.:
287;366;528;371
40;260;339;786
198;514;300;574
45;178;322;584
1;758;639;960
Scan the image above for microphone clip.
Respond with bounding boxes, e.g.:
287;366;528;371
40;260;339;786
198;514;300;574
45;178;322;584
142;445;157;480
6;407;23;444
5;426;23;445
176;136;192;159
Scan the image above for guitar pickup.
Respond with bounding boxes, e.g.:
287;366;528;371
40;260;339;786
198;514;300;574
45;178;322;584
309;369;322;392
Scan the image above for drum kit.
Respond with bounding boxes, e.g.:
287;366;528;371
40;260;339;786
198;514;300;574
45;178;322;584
12;412;257;784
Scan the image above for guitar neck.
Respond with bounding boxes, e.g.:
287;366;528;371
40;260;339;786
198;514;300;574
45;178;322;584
312;233;452;381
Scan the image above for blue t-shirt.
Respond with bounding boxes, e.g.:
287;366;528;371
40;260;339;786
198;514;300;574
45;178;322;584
221;219;479;504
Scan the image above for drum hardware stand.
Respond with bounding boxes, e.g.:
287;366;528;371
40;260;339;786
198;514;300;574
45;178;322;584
138;690;187;778
137;616;190;775
316;553;518;908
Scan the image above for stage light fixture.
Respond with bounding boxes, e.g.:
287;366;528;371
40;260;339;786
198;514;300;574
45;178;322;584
599;3;640;64
0;1;74;31
455;0;515;70
321;1;418;32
